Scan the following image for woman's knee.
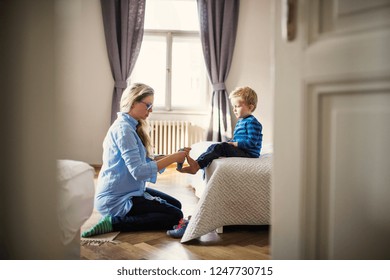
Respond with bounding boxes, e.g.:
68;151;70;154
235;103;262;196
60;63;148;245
175;200;182;209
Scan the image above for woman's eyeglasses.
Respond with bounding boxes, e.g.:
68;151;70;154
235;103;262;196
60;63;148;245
139;101;153;111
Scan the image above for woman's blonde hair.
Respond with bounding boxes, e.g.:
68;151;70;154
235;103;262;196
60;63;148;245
120;83;154;157
229;86;258;112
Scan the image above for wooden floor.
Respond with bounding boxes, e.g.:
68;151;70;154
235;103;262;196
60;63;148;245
80;166;270;260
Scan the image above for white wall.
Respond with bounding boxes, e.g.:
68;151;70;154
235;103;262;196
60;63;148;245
55;0;112;164
55;0;273;165
228;0;274;146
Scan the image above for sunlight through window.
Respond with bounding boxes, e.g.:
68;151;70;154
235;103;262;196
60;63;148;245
130;0;208;111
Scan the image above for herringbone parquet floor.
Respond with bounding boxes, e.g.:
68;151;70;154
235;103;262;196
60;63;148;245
80;166;270;260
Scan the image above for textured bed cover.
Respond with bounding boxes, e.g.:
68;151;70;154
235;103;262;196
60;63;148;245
181;153;272;243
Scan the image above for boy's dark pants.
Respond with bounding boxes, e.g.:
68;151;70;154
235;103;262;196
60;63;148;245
197;142;250;169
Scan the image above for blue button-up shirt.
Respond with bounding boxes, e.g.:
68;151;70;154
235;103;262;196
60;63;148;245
95;112;158;217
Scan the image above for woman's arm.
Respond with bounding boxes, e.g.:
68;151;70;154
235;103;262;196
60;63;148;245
153;155;166;161
155;150;188;171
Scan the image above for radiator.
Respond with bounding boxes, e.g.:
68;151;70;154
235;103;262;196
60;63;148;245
149;120;191;155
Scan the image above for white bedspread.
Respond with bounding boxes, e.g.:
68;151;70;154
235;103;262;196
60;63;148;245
181;153;272;243
57;160;95;246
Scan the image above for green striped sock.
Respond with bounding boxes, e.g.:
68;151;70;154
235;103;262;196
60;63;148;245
81;215;113;238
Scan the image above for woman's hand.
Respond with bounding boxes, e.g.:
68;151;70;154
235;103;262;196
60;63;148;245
176;147;191;171
175;150;188;163
176;147;191;162
180;147;192;153
155;148;190;171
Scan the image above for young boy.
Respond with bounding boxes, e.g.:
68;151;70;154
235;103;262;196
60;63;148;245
180;86;263;175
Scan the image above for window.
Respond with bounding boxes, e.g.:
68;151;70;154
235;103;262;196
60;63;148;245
130;0;208;112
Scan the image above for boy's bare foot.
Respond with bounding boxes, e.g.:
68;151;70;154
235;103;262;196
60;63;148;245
178;155;200;174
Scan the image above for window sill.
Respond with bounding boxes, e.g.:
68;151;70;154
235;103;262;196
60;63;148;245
151;110;208;116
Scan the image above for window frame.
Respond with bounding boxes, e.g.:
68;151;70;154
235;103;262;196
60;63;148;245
134;29;209;113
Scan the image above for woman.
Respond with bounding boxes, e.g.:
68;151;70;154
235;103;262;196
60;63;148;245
82;83;189;237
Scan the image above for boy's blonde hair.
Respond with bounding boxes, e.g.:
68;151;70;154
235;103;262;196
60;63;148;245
229;86;258;112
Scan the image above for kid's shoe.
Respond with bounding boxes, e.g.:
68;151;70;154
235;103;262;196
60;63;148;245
167;217;190;238
172;216;191;229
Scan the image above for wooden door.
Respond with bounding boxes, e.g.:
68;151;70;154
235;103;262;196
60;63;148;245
272;0;390;259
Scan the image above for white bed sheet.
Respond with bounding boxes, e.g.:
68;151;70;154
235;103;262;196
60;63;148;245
57;160;95;246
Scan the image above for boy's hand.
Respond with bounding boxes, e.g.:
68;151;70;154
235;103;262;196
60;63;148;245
228;142;238;147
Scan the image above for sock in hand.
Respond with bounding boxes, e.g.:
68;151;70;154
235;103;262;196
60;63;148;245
81;215;113;238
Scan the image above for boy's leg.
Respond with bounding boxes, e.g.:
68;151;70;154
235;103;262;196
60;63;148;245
197;142;249;168
195;143;221;168
178;153;201;174
221;142;251;157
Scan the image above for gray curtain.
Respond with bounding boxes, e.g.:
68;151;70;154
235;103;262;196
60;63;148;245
197;0;239;141
101;0;146;123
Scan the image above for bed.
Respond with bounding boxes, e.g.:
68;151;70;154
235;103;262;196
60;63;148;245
181;141;272;243
57;159;95;258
